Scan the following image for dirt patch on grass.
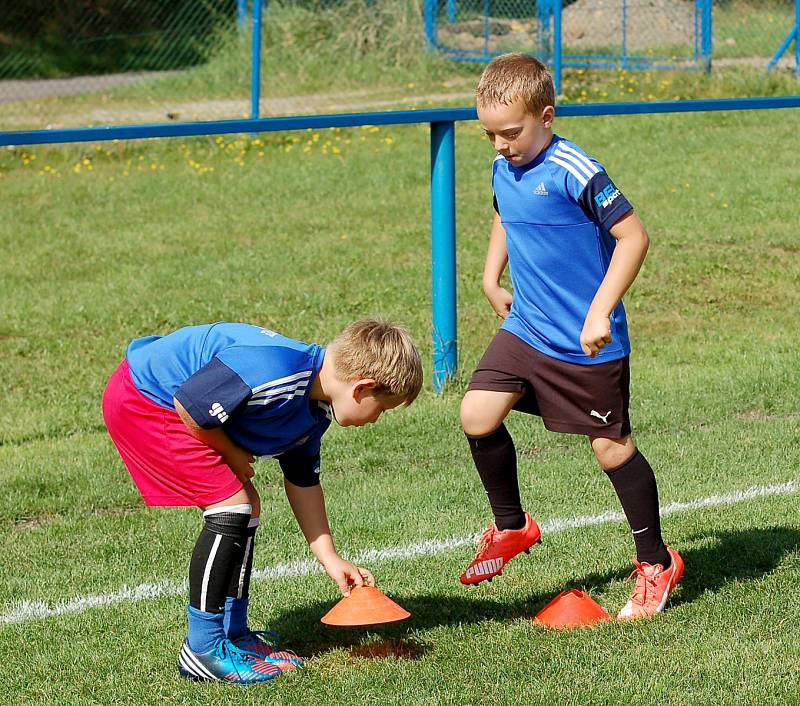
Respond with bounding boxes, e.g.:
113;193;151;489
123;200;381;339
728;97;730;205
563;0;696;51
437;0;696;53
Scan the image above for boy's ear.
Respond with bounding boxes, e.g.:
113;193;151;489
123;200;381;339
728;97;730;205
352;379;377;400
541;105;555;127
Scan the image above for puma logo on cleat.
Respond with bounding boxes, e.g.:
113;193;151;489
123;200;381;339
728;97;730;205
590;409;612;423
465;557;503;579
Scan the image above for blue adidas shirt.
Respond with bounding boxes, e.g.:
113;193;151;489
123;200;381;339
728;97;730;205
493;134;634;364
126;323;331;464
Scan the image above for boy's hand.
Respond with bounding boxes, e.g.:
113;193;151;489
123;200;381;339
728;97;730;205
580;313;612;357
225;445;256;482
323;555;376;597
485;284;513;319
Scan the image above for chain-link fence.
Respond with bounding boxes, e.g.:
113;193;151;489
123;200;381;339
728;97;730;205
1;0;798;132
0;0;244;130
425;0;711;70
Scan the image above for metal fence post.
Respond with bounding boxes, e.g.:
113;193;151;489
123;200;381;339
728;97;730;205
251;0;263;120
622;0;629;68
423;0;436;49
447;0;457;24
430;121;457;393
552;0;562;96
701;0;713;74
483;0;490;59
796;0;800;78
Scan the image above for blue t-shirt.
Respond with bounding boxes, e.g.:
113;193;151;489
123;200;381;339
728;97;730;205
126;323;331;464
492;134;634;364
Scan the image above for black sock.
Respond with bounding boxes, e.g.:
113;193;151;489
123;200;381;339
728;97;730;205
189;507;251;613
466;425;525;531
227;517;258;600
606;450;670;567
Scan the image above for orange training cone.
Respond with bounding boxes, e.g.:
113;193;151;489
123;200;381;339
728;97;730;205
533;589;610;629
321;586;411;627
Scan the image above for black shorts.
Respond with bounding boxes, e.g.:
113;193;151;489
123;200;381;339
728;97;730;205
467;329;631;438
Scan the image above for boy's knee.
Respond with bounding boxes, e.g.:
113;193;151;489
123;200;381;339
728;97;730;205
591;436;635;471
243;482;261;519
460;395;501;437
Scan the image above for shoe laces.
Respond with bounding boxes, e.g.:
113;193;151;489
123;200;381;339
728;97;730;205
625;561;664;606
216;638;260;671
475;524;498;558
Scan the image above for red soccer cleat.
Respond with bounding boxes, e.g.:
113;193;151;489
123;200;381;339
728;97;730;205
617;545;684;620
460;512;542;585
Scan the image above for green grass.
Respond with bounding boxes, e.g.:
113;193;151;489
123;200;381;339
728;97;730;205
1;107;800;704
713;0;797;59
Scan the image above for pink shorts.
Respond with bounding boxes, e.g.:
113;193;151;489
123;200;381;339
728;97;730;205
102;359;244;507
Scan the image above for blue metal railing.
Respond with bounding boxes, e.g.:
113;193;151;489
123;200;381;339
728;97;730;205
3;96;800;390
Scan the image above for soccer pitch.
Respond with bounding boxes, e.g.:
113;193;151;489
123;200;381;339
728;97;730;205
1;108;799;705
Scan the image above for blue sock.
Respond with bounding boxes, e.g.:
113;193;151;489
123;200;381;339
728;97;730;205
187;605;226;653
224;596;249;641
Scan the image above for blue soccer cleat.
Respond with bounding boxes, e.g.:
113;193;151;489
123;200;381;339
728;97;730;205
232;630;305;671
177;638;284;683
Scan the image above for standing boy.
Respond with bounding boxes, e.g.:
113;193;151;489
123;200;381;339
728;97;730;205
103;319;422;682
459;53;682;619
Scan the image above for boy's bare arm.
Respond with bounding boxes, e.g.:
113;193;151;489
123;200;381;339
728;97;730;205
483;212;513;318
283;479;375;595
173;397;255;482
581;211;650;357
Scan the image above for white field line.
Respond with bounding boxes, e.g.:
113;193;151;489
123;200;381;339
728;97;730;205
2;480;796;626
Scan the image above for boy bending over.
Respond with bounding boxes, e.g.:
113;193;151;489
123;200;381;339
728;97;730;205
103;319;422;682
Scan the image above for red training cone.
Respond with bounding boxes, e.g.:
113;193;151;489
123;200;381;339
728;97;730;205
321;586;411;627
533;589;610;629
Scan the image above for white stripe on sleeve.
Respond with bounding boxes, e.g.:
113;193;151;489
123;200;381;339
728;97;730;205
251;370;312;395
554;146;595;181
557;143;600;177
549;155;588;187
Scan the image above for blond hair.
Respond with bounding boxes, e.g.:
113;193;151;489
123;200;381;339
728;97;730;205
476;53;555;116
328;319;423;404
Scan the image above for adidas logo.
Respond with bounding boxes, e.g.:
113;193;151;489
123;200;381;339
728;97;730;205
533;182;549;196
209;402;229;423
464;557;503;579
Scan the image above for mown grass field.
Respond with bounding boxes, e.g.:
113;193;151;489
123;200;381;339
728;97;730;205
1;105;799;705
